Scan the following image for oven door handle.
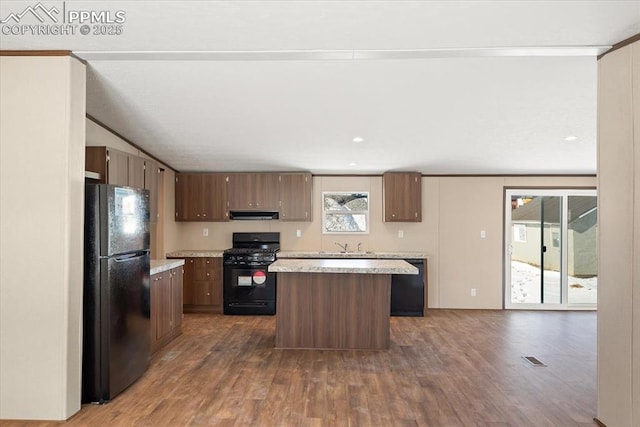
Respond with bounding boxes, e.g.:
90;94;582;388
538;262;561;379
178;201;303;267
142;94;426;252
228;302;269;308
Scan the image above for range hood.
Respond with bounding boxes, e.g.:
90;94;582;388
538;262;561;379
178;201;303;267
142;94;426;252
229;210;279;220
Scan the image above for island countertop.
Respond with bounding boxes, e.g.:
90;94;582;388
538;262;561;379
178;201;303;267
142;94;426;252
269;258;418;275
277;251;428;259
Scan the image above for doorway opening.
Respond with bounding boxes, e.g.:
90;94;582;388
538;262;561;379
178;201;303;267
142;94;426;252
504;189;597;310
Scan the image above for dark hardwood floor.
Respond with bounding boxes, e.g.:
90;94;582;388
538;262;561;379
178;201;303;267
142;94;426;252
5;310;597;426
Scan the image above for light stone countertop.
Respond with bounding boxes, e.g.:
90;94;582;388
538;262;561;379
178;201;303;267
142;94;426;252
269;259;418;275
277;251;428;259
151;259;185;275
166;250;225;258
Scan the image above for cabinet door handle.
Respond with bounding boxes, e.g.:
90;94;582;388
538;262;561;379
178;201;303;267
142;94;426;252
203;213;207;217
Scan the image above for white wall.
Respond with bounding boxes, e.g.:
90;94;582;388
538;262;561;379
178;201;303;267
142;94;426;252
0;55;85;420
597;40;640;427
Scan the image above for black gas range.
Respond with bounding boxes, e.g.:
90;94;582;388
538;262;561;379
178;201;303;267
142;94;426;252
223;232;280;315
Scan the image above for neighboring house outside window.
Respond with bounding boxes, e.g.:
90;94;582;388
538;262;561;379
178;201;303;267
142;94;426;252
322;192;369;234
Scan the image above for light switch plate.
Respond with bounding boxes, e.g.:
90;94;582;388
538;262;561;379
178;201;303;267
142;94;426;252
296;229;302;238
398;230;404;238
203;228;209;237
480;230;486;239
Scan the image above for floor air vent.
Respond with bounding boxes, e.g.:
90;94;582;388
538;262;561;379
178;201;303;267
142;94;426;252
522;356;547;367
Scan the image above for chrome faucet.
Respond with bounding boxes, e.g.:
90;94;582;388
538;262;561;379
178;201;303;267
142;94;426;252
335;242;348;253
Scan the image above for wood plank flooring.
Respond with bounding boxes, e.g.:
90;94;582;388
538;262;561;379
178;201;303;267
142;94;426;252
4;310;598;426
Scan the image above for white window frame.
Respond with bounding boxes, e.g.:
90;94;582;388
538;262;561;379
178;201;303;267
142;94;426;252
322;191;370;234
504;188;597;310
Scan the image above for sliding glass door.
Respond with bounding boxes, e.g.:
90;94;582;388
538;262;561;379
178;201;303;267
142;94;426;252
505;189;597;309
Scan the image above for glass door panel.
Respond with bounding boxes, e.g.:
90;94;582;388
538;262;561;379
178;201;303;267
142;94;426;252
567;196;598;304
506;189;597;310
509;195;562;305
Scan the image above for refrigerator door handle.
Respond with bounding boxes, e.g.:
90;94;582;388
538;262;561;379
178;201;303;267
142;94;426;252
111;251;150;262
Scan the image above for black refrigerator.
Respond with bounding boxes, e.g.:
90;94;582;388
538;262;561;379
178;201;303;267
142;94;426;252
82;184;151;403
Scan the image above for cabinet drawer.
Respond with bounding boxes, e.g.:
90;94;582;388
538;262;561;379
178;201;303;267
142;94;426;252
194;258;216;269
193;280;220;305
194;269;216;281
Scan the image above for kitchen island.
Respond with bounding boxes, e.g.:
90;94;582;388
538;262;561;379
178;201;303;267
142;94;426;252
269;259;417;350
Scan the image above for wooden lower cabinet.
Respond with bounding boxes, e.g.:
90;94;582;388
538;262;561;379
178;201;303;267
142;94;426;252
150;266;183;354
276;272;391;349
176;257;222;313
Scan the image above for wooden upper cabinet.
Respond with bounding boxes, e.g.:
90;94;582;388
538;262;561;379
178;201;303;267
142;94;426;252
279;173;312;221
106;149;129;186
255;173;280;210
226;173;280;211
128;155;146;189
86;147;160;223
205;174;228;221
85;146;143;188
85;146;108;180
175;173;204;221
175;173;228;221
226;173;254;210
383;172;422;222
144;159;159;223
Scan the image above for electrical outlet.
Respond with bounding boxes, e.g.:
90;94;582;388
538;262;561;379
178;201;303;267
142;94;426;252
296;229;302;238
202;228;209;237
471;288;477;297
398;230;404;238
480;230;486;239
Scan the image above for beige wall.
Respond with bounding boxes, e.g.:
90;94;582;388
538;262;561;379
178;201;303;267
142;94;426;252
0;56;85;420
167;174;595;309
597;40;640;427
86;118;138;154
88;120;595;310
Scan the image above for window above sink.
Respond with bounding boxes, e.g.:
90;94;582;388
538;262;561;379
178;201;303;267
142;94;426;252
322;192;369;234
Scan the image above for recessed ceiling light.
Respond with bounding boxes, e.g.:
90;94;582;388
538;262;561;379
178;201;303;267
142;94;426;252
352;136;364;143
564;135;578;142
349;162;357;166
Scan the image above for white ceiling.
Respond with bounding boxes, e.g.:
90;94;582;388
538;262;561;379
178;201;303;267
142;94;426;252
2;1;639;174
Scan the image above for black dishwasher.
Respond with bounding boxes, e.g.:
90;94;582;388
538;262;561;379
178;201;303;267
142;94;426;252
391;259;424;316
